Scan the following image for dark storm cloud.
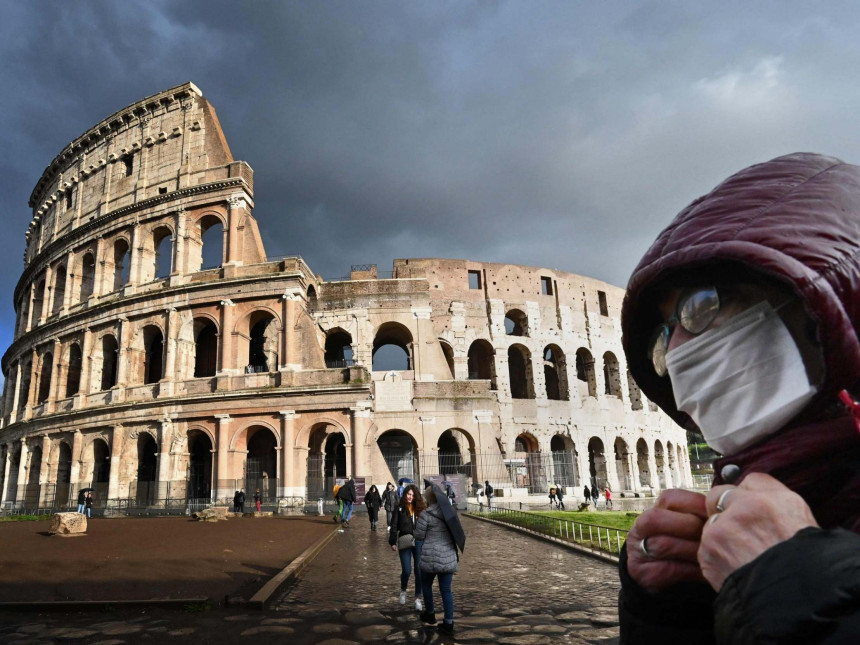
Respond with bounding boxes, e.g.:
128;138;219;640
5;0;860;361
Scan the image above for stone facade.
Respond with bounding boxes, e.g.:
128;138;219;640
0;83;690;511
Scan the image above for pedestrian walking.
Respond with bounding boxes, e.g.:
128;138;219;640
591;485;600;509
389;483;425;610
232;490;240;513
444;481;456;508
483;480;494;509
332;482;343;523
337;477;357;527
548;486;557;508
382;481;398;529
84;491;93;518
556;485;565;510
237;489;246;513
583;484;591;507
365;484;383;530
254;489;262;513
416;485;459;636
77;489;86;514
604;486;613;510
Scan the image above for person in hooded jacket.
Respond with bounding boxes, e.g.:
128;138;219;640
365;484;383;530
415;485;458;636
618;152;860;644
382;482;399;529
336;477;357;527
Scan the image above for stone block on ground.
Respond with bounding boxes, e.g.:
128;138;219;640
192;507;229;521
50;512;87;535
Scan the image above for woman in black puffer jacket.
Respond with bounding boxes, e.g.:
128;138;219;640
415;486;458;636
389;484;425;610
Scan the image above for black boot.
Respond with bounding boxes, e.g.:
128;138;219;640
420;612;437;625
437;621;454;636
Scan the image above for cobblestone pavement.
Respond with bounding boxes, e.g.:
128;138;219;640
0;515;620;644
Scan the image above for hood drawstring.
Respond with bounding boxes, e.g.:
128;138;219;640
838;390;860;436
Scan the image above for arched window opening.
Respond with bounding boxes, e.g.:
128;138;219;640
18;361;31;412
92;439;110;485
507;344;534;399
154;228;173;279
627;371;643;410
307;286;318;312
135;433;158;506
513;433;543;493
603;352;622;398
200;216;224;270
467;339;496;389
79;254;96;302
306;426;346;500
614;437;632;491
18;297;29;336
372;322;413;371
438;430;463;475
588;437;607;492
188;431;213;500
32;279;46;327
52;266;66;315
37;352;53;404
543;345;569;401
636;438;651;488
143;326;164;384
550;435;578;488
65;344;82;397
194;320;218;377
324;329;354;368
575;348;597;398
655;440;667;489
113;240;131;291
100;335;118;390
248;312;278;373
56;442;72;507
246;427;278;502
440;340;455;379
377;430;418;483
504;309;528;336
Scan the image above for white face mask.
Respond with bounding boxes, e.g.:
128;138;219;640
665;300;817;456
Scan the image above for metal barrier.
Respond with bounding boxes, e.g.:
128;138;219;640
466;502;628;555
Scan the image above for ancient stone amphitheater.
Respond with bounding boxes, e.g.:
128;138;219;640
0;82;690;514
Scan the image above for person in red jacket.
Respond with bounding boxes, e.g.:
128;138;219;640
618;153;860;643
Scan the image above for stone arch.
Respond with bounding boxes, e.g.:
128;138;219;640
51;265;67;315
575;348;597;398
588;436;607;491
65;342;83;397
372;322;413;371
231;421;282;451
134;432;158;505
82;436;111;496
195;213;226;272
142;224;174;282
54;440;73;507
377;429;419;483
514;432;544;493
627;370;643;410
439;339;455;379
307;285;318;311
654;439;667;489
76;252;96;303
603;351;622;398
307;423;348;500
32;276;46;326
193;318;219;377
111;238;131;291
23;444;42;506
324;328;353;368
236;309;280;373
296;416;350;449
18;358;31;412
467;339;496;389
241;425;279;499
37;351;53;404
550;434;578;488
140;324;165;384
614;437;632;491
95;333;119;391
187;429;214;499
504;308;529;336
667;440;677;487
636;438;651;488
507;343;534;399
543;344;569;401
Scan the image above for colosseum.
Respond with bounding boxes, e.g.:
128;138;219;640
0;82;690;514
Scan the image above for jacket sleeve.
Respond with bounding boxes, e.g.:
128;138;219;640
388;508;400;546
415;511;429;542
714;527;860;644
618;542;716;644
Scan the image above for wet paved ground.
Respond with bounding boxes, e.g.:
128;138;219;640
0;514;620;644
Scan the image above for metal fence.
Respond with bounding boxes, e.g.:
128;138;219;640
466;502;628;556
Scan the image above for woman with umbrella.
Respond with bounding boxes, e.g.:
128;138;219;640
415;481;466;637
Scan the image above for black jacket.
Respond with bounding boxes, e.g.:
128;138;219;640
388;505;417;546
619;528;860;643
336;479;356;502
78;490;86;505
364;488;382;511
382;487;399;511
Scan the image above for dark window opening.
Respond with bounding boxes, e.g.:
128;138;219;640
249;316;277;372
541;276;553;296
124;156;134;177
598;290;608;316
468;270;482;290
65;189;74;210
66;344;82;397
372;322;413;371
325;330;354;368
100;335;118;391
113;240;131;291
194;321;218;377
143;326;164;384
37;353;53;404
504;309;528;336
508;345;534;399
158;186;167;194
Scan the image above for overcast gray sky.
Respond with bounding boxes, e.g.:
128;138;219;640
4;1;860;363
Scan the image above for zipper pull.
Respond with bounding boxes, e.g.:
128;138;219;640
838;390;860;435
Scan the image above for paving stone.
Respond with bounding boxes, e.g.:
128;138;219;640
589;614;620;627
146;626;168;633
497;635;552;645
532;624;568;634
100;624;143;636
494;625;532;634
500;609;530;617
42;627;99;638
260;617;302;625
516;614;556;625
458;616;514;627
454;629;497;642
355;624;395;640
343;610;387;626
313;623;349;634
240;625;295;636
556;611;592;624
223;614;257;622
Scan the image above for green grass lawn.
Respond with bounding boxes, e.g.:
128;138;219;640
0;514;52;522
530;510;638;531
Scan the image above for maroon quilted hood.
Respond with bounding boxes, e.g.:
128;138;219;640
622;152;860;432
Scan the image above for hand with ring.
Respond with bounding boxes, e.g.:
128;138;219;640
626;488;709;593
699;472;818;592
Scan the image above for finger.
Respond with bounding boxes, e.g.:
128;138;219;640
636;535;701;563
654;488;709;520
736;472;789;493
633;507;707;542
628;557;707;593
705;485;737;517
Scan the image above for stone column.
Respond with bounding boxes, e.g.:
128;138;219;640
647;449;659;492
157;419;172;501
107;425;124;501
38;435;50;507
0;445;11;505
160;308;178;396
8;361;22;424
42;265;53;324
92;235;106;299
279;411;300;496
69;430;83;489
350;407;372;477
172;211;187;277
24;348;39;418
344;443;353;478
47;339;62;411
25;282;35;333
115;317;130;390
218;299;236;377
60;252;74;314
77;328;93;400
215;414;232;501
18;439;30;503
128;224;142;287
605;442;620;492
225;196;246;266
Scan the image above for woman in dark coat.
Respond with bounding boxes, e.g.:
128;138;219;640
364;484;383;530
389;484;426;610
619;153;860;643
382;482;398;529
415;485;458;636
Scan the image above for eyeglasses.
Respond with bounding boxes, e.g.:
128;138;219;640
648;286;721;377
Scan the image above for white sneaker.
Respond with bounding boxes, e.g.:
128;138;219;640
399;591;407;605
415;597;423;611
